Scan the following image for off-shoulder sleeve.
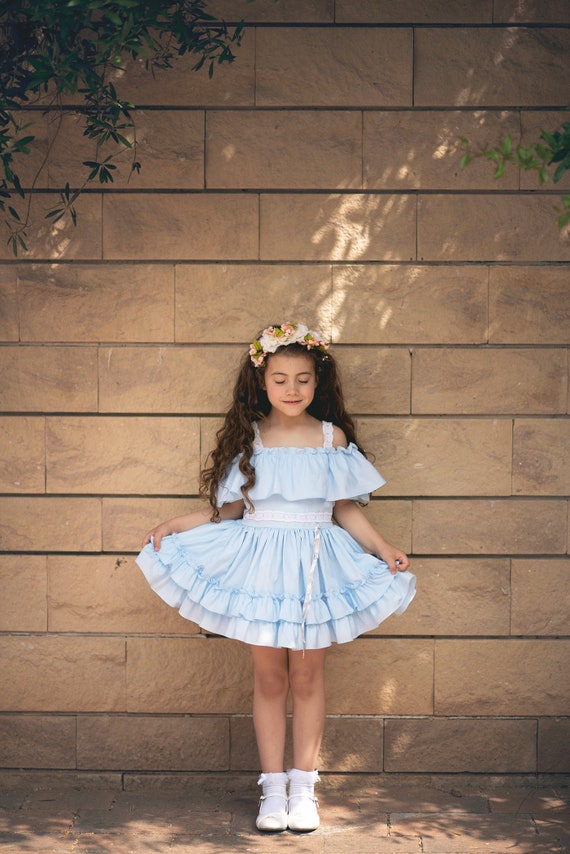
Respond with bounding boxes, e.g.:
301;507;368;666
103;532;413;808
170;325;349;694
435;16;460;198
325;443;385;504
216;444;385;507
216;456;247;507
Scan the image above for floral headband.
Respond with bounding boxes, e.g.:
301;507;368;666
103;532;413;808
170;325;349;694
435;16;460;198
249;322;329;368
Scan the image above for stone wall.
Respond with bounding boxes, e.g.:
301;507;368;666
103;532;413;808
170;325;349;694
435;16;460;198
0;1;569;783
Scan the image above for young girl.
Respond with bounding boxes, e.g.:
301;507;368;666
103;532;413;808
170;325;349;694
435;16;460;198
137;322;415;833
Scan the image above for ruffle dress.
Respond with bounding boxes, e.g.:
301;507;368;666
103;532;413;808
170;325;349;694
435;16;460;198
136;421;416;650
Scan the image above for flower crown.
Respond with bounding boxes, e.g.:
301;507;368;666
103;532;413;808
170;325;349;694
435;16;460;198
249;322;329;368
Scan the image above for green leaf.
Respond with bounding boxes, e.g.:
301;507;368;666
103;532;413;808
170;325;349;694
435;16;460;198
500;135;512;156
494;161;506;179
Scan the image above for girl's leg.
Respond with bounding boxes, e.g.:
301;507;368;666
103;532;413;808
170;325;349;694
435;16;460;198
288;648;327;771
250;645;289;772
287;648;326;832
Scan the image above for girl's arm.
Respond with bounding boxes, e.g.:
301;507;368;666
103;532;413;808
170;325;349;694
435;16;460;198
333;499;410;574
141;499;245;550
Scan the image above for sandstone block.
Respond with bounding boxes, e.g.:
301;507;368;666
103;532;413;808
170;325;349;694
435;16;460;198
175;263;332;343
99;346;240;414
0;715;76;769
384;718;536;773
103;194;258;261
418;195;570;262
208;0;334;22
490;266;570;344
126;637;252;713
415;28;570;106
0;194;102;262
102;498;204;552
112;36;255;106
0;556;47;632
319;716;383;772
336;0;492;23
325;639;433;715
0;268;18;341
0;417;45;493
225;716;258;770
0;497;101;552
48;111;204;189
413;499;568;555
494;1;570;22
0;346;98;412
363;500;412;554
18;264;175;343
207;110;362;189
539;719;570;772
230;715;382;772
332;265;488;344
364;110;519;190
513;419;570;495
412;349;567;414
256;27;412;107
435;639;570;715
335;347;411;414
46;416;200;495
511;559;570;636
0;636;126;712
376;559;510;637
77;715;229;771
260;194;416;261
48;556;199;635
359;418;512;496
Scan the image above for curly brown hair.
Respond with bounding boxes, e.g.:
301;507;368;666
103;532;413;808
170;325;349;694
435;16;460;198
199;338;366;519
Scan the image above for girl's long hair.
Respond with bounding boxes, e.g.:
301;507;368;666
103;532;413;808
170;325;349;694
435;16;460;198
199;340;365;519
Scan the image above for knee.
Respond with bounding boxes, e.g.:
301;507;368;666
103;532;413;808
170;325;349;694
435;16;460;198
289;666;321;702
254;666;289;700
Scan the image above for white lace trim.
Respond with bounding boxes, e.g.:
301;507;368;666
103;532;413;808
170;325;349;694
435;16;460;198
252;421;264;451
243;509;332;525
322;420;334;449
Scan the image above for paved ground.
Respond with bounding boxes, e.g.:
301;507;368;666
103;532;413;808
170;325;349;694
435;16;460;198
0;773;569;853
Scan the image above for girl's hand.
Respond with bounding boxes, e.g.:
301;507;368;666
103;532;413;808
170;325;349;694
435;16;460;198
377;543;410;575
141;521;174;551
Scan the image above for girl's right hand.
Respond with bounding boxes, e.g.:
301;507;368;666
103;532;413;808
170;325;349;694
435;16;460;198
141;521;173;551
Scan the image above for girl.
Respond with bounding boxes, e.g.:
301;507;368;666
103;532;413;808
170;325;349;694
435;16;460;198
137;322;415;833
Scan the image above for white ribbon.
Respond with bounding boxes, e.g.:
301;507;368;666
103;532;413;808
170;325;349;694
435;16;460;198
301;524;321;651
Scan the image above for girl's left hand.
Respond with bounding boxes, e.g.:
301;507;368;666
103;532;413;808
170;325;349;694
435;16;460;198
378;544;410;575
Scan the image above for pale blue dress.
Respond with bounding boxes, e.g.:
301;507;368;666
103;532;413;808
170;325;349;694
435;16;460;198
136;421;416;650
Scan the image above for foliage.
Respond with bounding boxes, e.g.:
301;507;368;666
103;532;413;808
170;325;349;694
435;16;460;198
0;0;244;254
459;119;570;227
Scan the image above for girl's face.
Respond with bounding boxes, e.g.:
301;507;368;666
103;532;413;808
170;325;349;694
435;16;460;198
262;351;317;417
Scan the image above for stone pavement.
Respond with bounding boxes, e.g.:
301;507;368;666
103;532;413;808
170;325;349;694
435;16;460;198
0;773;569;854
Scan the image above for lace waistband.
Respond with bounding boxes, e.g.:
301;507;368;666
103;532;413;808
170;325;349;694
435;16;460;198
243;509;333;527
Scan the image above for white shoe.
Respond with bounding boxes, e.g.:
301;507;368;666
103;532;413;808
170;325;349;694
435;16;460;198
287;768;320;832
256;772;288;832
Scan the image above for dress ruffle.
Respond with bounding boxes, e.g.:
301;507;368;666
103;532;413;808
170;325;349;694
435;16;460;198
136;434;415;650
217;443;385;507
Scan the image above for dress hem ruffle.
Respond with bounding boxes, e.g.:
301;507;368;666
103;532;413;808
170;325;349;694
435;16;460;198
136;531;416;651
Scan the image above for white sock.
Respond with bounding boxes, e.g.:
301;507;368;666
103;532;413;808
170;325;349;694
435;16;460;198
257;771;288;818
287;767;320;801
